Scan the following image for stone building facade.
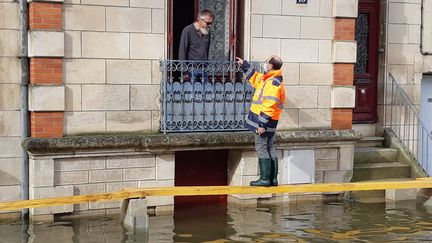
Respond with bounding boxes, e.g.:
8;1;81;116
0;0;431;219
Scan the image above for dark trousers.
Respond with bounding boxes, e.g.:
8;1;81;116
188;70;208;82
254;133;277;159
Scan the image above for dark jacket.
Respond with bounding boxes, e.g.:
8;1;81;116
178;24;211;61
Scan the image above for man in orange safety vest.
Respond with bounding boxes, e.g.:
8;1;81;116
236;55;286;187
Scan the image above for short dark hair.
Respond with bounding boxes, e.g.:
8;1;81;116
198;9;215;20
269;56;283;70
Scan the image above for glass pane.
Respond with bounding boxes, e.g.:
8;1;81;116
355;13;369;74
199;0;230;61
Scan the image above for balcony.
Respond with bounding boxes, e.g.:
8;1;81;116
160;60;261;133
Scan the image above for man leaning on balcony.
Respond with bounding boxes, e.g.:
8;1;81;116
178;9;215;82
236;55;286;187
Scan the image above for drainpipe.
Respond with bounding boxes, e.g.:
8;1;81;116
421;0;432;55
18;0;29;221
383;0;390;128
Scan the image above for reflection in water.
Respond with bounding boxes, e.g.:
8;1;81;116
1;200;432;242
174;205;235;242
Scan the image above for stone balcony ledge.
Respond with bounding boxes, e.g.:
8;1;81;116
23;129;362;154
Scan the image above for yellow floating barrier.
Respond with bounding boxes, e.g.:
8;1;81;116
1;178;431;211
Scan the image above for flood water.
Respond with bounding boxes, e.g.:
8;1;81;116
1;199;432;242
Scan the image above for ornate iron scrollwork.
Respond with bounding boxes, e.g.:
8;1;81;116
160;60;260;132
355;13;369;74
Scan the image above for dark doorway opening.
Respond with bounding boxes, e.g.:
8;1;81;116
171;0;195;60
168;0;241;60
174;150;228;209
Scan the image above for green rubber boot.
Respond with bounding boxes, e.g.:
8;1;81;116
270;157;278;186
250;158;271;187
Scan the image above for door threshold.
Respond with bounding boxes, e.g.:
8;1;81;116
352;124;376;137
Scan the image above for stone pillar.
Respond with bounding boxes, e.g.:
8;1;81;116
29;157;73;221
28;0;65;138
331;0;357;129
386;188;417;201
121;198;149;233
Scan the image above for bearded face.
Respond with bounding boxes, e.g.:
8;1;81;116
198;16;213;35
199;27;209;35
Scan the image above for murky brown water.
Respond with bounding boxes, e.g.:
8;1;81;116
1;200;432;242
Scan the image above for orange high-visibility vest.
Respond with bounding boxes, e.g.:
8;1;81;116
242;61;286;134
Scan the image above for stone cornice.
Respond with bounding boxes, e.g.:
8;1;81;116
23;130;362;154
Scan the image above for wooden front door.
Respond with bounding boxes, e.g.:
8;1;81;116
168;0;237;61
353;0;380;123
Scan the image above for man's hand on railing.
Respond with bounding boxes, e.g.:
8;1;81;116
236;57;244;66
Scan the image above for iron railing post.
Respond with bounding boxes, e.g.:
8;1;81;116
390;76;394;130
161;61;167;134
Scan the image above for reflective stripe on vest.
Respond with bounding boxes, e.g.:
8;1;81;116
245;117;277;132
262;95;284;108
252;78;283;108
245;66;255;79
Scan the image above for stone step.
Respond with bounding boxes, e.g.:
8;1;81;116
352;124;376;137
353;162;410;181
349;190;386;203
349;178;413;203
355;136;385;148
354;147;398;163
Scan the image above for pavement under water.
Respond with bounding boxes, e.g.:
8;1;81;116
1;199;432;242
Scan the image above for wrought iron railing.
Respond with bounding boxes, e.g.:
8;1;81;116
160;60;262;133
385;73;432;175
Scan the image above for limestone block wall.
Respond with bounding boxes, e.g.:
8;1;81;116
0;0;22;211
29;152;174;219
314;145;354;183
378;0;424;126
63;0;165;135
29;144;354;217
62;0;359;133
248;0;335;129
228;144;354;201
423;0;432;55
24;131;359;218
386;1;422;89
